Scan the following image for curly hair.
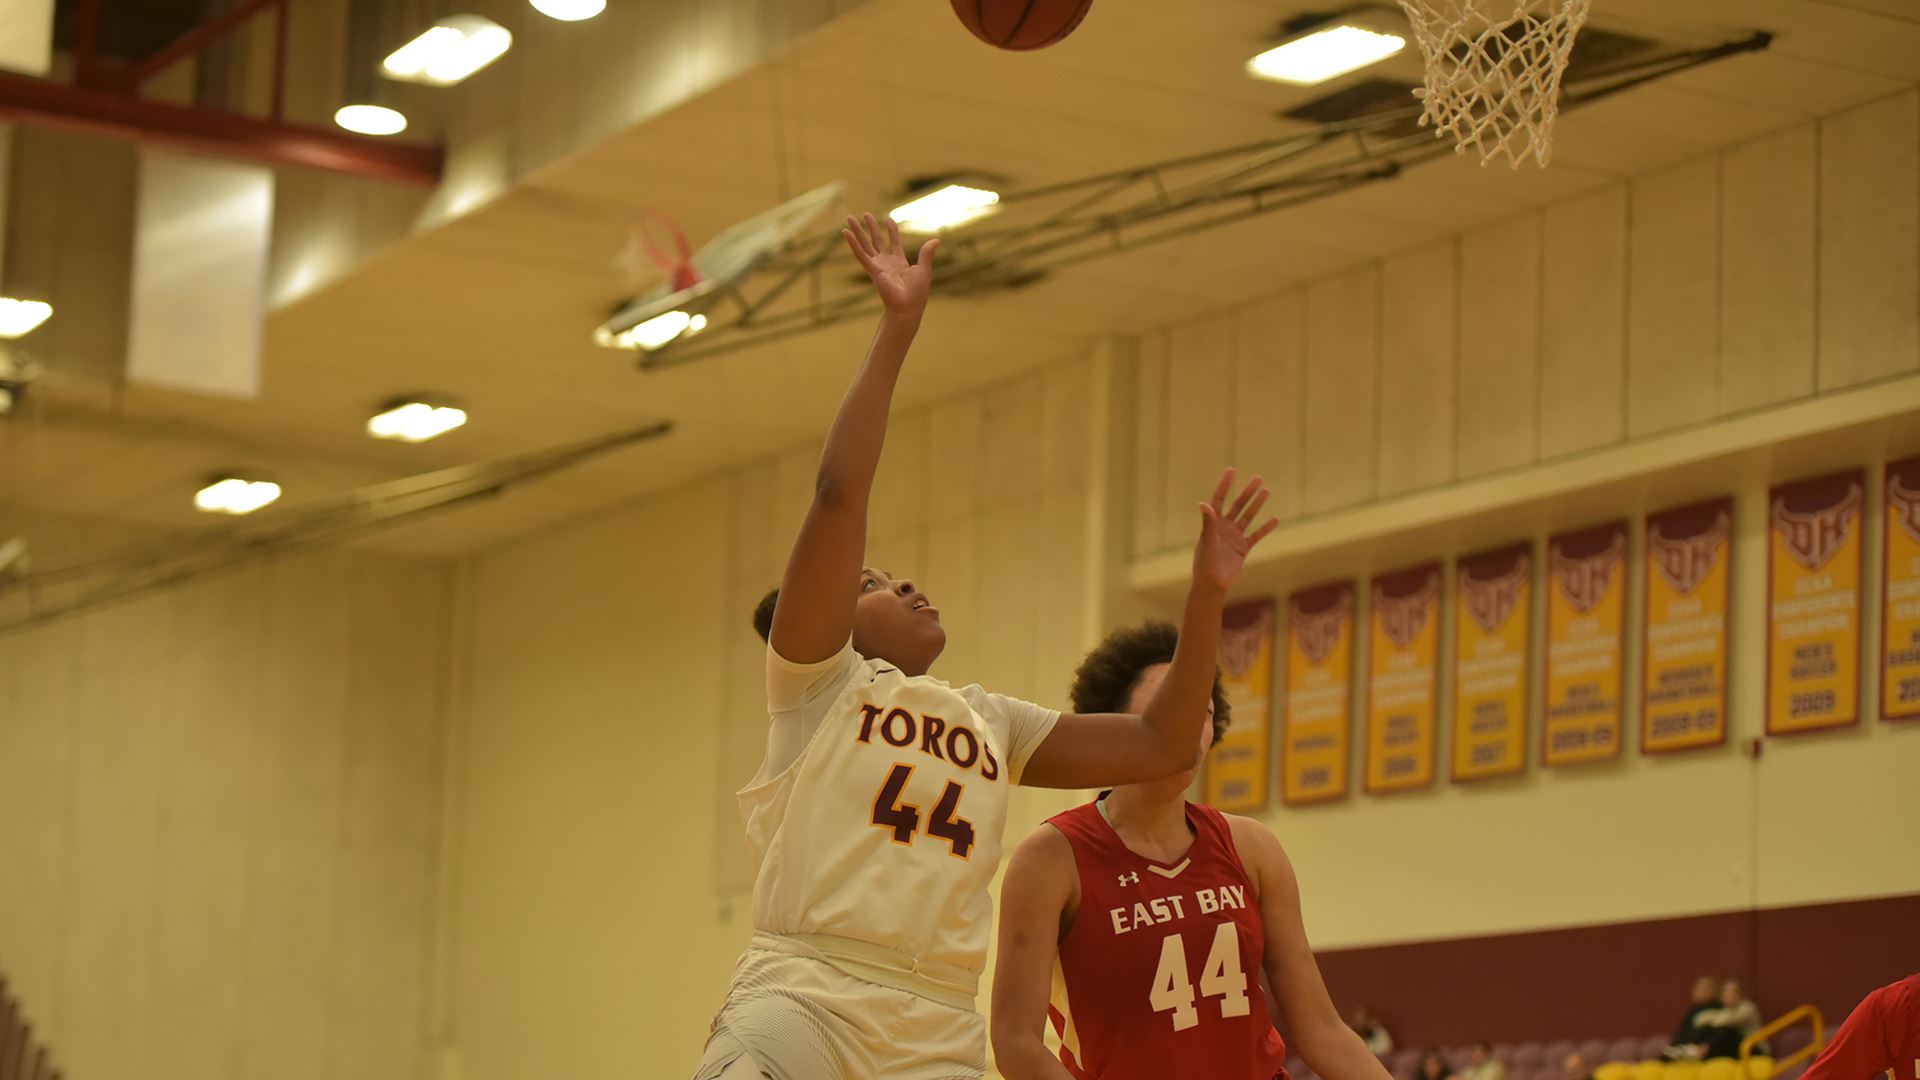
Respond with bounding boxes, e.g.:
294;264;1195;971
1068;621;1230;745
752;587;779;642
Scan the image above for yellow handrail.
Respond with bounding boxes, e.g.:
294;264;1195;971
1742;1004;1826;1078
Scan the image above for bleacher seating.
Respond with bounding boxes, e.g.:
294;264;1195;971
1284;1027;1813;1080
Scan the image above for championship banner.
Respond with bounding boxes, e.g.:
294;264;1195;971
1643;498;1732;753
1452;544;1531;781
1203;599;1275;812
1767;470;1863;734
1365;564;1441;793
1887;456;1920;722
1281;581;1354;805
1543;522;1627;765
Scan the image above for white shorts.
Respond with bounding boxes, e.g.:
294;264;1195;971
694;942;986;1080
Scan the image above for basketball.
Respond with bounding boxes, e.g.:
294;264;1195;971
950;0;1094;51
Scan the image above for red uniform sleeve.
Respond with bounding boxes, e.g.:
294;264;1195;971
1801;983;1894;1080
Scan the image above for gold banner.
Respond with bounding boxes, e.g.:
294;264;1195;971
1203;599;1275;812
1643;499;1732;753
1543;523;1626;765
1452;545;1531;781
1365;565;1440;792
1886;457;1920;722
1281;582;1353;805
1767;471;1863;734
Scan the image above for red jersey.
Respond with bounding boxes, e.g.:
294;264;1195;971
1802;975;1920;1080
1045;796;1288;1080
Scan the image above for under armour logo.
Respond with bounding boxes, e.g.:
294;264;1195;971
1118;872;1140;886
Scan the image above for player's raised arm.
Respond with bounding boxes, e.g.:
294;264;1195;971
990;827;1081;1080
1230;818;1395;1080
768;214;940;665
1018;469;1276;789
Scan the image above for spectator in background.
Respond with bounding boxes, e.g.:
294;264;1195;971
1417;1051;1456;1080
1352;1007;1395;1055
1562;1052;1594;1080
1460;1042;1508;1080
1692;979;1767;1060
1666;976;1723;1060
1801;973;1918;1080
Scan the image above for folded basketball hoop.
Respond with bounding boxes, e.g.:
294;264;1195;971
1397;0;1590;168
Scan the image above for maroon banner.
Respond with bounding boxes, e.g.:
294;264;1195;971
1452;543;1532;782
1887;456;1920;722
1543;522;1628;766
1365;563;1442;793
1642;498;1733;754
1766;470;1864;735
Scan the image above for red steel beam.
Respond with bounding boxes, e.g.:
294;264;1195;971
130;0;284;88
0;69;442;186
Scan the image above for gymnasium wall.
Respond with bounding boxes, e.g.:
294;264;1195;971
445;355;1116;1079
1131;89;1920;559
1123;91;1920;948
0;513;450;1080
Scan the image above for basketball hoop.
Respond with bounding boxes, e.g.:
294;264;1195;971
1396;0;1590;168
623;208;703;292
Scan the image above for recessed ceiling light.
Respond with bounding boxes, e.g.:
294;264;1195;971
367;401;468;443
529;0;605;21
194;477;281;515
382;16;512;86
334;104;408;136
0;298;53;339
1247;24;1406;86
596;310;707;351
889;184;1001;234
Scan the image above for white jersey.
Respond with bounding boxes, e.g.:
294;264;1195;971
742;644;1060;979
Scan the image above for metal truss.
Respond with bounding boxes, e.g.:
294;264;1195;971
638;31;1770;371
0;421;672;636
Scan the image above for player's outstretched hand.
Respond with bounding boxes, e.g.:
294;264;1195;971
843;212;939;316
1192;468;1278;592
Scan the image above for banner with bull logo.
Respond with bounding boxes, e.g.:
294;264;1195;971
1544;522;1627;766
1281;581;1354;805
1203;598;1275;812
1452;544;1532;781
1767;470;1863;735
1643;498;1732;753
1365;563;1441;793
1886;456;1920;722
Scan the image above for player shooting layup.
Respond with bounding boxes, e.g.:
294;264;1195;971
693;213;1278;1080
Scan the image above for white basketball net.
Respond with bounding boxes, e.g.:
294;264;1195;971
1397;0;1591;168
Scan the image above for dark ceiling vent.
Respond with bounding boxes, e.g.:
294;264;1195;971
1281;78;1427;138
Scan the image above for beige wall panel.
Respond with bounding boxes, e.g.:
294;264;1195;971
238;843;336;1080
924;512;981;682
928;394;987;525
871;410;931;540
1819;90;1920;389
1132;331;1170;555
256;558;352;846
1040;356;1096;497
981;372;1048;507
331;844;434;1080
1628;156;1722;437
1163;314;1238;534
1379;240;1459;495
1721;126;1819;414
0;617;76;1020
1458;214;1542;476
727;460;780;583
1232;289;1306;521
1540;186;1628;457
1301;267;1381;514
